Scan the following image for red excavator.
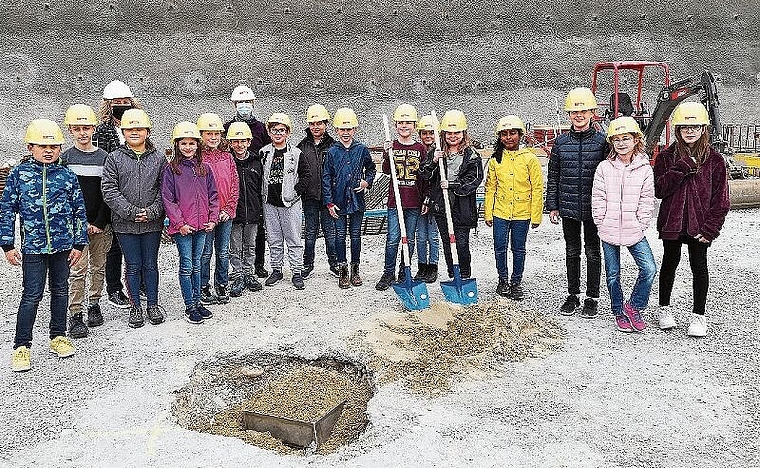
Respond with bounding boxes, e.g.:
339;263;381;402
528;60;760;207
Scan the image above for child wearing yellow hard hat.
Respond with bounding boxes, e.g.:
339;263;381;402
545;87;608;318
101;109;167;329
61;104;113;339
418;109;484;280
654;101;730;337
2;119;88;372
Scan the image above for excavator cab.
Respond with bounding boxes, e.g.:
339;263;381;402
591;61;672;152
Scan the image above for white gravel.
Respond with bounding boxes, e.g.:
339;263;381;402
1;208;758;468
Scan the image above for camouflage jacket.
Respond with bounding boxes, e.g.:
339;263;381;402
0;159;88;254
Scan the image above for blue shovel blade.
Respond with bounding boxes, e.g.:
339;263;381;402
440;266;478;305
391;267;430;311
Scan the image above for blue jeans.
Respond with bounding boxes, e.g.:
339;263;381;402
201;219;233;287
493;217;530;284
334;211;364;264
117;232;161;308
303;199;337;268
383;207;420;274
416;213;439;264
174;231;207;308
602;238;657;315
14;251;70;348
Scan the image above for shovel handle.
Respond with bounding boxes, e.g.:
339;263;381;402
382;114;412;265
430;111;459;265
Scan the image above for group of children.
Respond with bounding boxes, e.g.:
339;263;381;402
1;80;730;372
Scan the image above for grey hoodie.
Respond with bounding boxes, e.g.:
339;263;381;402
102;142;166;234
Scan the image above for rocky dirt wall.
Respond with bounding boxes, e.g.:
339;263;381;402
0;1;758;155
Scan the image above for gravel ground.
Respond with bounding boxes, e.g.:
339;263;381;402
0;208;758;467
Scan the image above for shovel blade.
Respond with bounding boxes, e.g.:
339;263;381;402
440;266;478;305
391;268;430;311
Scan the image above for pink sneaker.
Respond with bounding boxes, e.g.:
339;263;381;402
623;303;647;332
615;315;633;333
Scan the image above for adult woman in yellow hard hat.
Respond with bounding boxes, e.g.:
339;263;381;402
654;101;730;337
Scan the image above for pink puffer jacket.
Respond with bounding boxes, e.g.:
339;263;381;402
591;152;654;247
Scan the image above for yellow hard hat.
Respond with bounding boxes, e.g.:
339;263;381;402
333;107;359;129
671;101;709;126
393;103;419;122
226;122;253;140
119;109;152;129
306;104;330;123
564;87;598;111
196;113;224;132
267;113;293;131
440;109;468;132
24;119;66;145
494;115;526;135
171;121;201;142
607;116;643;141
417;114;439;131
63;104;98;126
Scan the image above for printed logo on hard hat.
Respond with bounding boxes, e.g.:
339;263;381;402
77;117;88;122
128;119;140;125
208;123;220;128
684;116;696;121
613;125;625;132
42;134;54;140
232;131;244;137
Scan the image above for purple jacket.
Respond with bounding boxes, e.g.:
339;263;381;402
161;160;220;236
654;143;730;242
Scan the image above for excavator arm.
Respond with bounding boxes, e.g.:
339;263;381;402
644;70;721;154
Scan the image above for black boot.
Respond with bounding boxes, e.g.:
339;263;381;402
68;313;89;339
496;279;510;297
424;264;438;283
338;264;350;289
350;263;362;286
509;283;524;301
413;263;427;281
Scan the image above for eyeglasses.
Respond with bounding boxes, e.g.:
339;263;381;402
270;128;287;135
611;136;634;144
679;125;703;132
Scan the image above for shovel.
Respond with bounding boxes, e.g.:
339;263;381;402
382;114;430;311
431;111;478;305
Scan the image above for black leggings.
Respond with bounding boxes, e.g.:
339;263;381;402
659;237;709;314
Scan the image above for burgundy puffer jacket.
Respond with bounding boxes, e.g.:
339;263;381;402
653;143;730;242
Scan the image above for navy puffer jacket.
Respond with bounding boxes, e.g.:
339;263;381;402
545;127;608;221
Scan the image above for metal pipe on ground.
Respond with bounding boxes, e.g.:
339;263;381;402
729;179;760;209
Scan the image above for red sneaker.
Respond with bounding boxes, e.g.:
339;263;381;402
623;303;647;332
615;315;633;333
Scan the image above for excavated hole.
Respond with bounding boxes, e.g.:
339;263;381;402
172;353;375;455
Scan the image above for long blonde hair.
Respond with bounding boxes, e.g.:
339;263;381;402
440;130;472;154
97;97;144;124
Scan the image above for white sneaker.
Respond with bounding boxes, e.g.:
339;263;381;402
687;314;707;337
659;306;677;330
